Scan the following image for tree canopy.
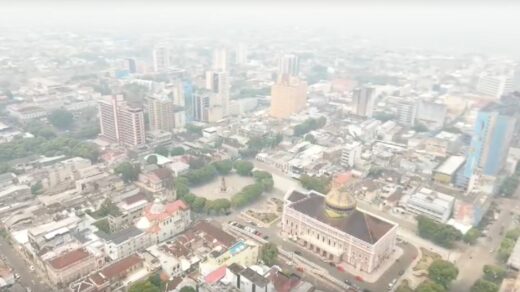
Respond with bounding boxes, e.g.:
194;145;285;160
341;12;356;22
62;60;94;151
483;265;506;284
212;159;233;175
146;155;158;165
500;176;519;197
48;109;74;130
293;117;327;136
415;280;446;292
300;174;330;194
417;216;462;248
114;162;141;183
183;164;217;185
179;287;196;292
233;160;254;176
170;146;185;156
428;259;459;289
470;279;499;292
154;145;169;157
463;228;481;245
0;136;99;163
261;243;279;266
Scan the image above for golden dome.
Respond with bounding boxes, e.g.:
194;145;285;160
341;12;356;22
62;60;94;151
325;186;356;218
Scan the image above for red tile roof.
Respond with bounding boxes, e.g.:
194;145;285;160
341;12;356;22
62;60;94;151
205;266;226;284
49;248;90;270
100;254;142;278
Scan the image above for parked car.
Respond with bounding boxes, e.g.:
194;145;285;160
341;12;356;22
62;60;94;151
294;250;302;256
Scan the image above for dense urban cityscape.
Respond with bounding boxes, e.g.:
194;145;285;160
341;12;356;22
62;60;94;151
0;2;519;292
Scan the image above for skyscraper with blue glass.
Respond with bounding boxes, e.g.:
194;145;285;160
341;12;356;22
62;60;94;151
459;103;517;187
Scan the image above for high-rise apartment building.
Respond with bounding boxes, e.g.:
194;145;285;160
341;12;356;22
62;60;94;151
279;54;299;78
205;70;230;116
461;103;517;186
193;91;222;122
148;96;175;132
476;74;513;99
213;48;228;72
235;43;248;65
397;100;417;127
98;95;146;146
270;77;307;119
152;45;170;72
352;86;376;118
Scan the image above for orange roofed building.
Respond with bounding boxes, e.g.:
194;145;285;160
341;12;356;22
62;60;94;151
135;199;191;244
45;248;104;287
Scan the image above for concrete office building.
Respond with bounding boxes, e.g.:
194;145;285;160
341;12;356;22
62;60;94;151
341;141;362;168
148;96;175;132
152;45;170;72
270;77;307;119
404;188;455;223
352;86;376;118
205;70;230;116
397;100;417;127
416;101;447;129
213;47;228;72
460;103;517;188
279;54;299;78
236;43;248;65
477;74;513;99
98;95;146;147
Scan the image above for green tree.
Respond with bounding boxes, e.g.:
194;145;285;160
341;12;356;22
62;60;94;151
483;265;506;284
186;124;203;135
48;109;74;130
253;170;274;192
500;176;519;197
260;243;278;266
231;183;265;208
415;280;446;292
170;146;185;156
213;159;233;175
93;219;111;233
233;160;254;176
114;162;140;183
129;281;160;292
304;134;317;144
470;279;498;292
146;155;158;165
191;196;207;212
505;228;520;240
189;157;206;169
154;145;169;157
428;260;459;289
416;216;462;248
179;287;196;292
463;228;481;245
498;237;515;261
300;174;330;193
31;181;43;195
414;123;429;132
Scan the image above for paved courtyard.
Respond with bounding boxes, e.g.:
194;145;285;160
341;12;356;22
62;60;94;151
190;174;254;200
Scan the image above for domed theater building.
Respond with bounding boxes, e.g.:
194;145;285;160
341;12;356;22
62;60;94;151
281;177;398;273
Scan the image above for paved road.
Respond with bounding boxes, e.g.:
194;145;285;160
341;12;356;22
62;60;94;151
452;197;518;291
0;237;51;292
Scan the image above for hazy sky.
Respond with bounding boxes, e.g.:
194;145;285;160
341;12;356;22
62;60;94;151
1;1;519;57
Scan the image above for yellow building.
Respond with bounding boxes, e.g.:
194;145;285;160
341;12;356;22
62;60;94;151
270;77;307;119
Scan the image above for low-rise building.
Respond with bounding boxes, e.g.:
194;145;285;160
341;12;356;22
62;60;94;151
45;248;104;286
433;156;466;185
70;254;147;292
404;187;455;223
97;227;151;261
135;200;191;244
